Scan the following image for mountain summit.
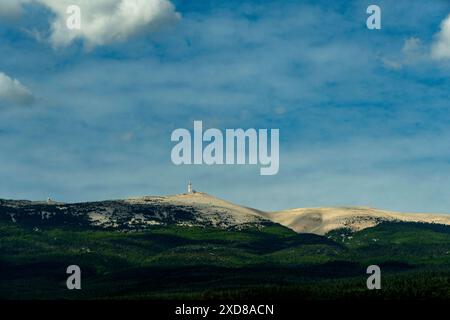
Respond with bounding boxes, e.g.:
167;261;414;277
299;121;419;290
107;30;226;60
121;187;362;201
125;192;268;228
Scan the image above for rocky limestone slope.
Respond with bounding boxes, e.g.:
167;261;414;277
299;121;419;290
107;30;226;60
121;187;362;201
0;192;271;231
2;193;450;234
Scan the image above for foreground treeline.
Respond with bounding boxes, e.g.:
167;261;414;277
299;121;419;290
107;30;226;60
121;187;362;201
1;216;450;299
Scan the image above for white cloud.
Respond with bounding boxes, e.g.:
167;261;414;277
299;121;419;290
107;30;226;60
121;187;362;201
402;37;427;64
382;37;426;70
35;0;180;48
381;57;402;70
432;13;450;60
0;72;33;106
402;37;422;55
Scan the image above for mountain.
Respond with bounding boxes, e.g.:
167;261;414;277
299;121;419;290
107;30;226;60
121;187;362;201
0;192;271;231
3;193;450;300
2;193;450;235
261;207;450;235
126;192;270;228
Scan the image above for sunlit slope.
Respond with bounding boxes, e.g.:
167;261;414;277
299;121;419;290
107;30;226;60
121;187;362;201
260;207;450;235
3;193;450;235
0;192;271;231
126;191;268;228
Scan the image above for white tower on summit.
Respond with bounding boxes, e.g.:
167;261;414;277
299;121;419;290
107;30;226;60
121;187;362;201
187;181;193;194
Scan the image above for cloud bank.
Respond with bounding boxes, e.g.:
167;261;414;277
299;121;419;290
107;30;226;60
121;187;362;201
37;0;180;48
0;72;33;106
432;13;450;60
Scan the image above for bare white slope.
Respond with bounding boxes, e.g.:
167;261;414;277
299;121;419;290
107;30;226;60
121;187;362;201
126;192;268;228
8;193;450;234
126;193;450;234
260;207;450;235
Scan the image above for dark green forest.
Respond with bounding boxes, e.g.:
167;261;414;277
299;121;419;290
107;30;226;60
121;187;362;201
2;214;450;300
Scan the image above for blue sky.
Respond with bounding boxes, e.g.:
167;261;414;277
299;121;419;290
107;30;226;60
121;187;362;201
1;0;450;212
